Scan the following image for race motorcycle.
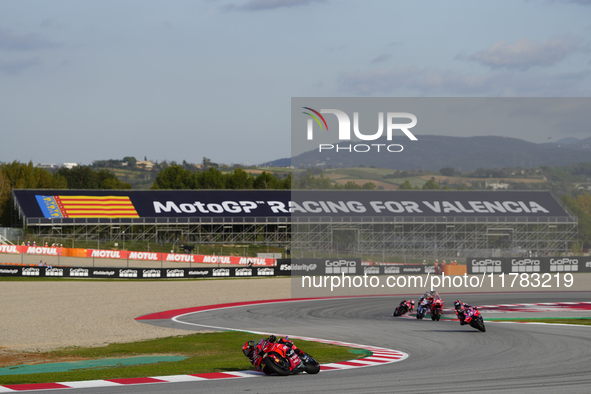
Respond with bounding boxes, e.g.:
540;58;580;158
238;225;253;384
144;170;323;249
430;298;444;321
416;298;430;320
256;338;320;375
393;300;412;317
459;306;486;332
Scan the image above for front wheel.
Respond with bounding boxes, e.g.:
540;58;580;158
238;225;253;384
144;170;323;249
476;318;486;332
416;307;425;320
393;307;401;317
263;352;291;376
302;354;320;374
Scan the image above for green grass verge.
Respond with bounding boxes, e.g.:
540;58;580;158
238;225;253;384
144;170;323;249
0;331;363;385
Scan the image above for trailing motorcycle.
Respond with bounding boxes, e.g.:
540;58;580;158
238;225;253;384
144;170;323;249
416;298;430;320
461;306;486;332
430;298;444;321
393;300;413;317
256;338;320;375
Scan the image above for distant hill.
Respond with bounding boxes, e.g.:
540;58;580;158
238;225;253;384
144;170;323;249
265;135;591;172
550;137;581;145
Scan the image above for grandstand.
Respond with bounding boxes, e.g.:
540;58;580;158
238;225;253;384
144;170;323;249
11;189;577;261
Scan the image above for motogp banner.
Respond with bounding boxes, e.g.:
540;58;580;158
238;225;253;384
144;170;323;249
86;249;276;266
13;189;570;220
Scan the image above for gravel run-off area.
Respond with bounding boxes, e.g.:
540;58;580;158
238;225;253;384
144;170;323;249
0;278;290;353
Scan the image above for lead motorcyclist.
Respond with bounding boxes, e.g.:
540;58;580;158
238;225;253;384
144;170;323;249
242;335;306;373
454;300;475;325
242;340;265;372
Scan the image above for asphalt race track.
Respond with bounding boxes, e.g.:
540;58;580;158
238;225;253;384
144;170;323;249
32;292;591;394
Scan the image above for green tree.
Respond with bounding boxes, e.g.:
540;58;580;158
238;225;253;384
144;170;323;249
197;168;226;189
58;166;99;189
96;170;132;189
561;194;591;248
398;180;414;190
0;161;67;226
122;156;137;167
422;178;440;190
576;193;591;215
344;181;361;189
253;171;279;189
439;167;455;177
151;165;196;189
227;168;254;189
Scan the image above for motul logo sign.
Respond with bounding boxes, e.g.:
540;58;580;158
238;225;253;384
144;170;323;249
166;254;195;262
92;250;121;258
129;252;158;260
0;245;18;253
203;255;231;264
27;247;58;255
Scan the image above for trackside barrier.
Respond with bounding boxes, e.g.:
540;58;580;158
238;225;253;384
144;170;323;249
467;256;591;274
0;245;276;266
281;259;445;276
0;265;284;279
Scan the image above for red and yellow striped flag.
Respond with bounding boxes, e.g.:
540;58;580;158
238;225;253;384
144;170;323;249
54;195;139;218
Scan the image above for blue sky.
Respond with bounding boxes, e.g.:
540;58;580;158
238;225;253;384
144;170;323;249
1;0;590;166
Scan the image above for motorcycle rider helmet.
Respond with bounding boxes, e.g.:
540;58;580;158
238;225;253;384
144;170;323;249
242;340;255;358
454;300;462;310
410;300;415;305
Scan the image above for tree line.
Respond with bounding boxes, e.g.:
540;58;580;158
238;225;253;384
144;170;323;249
0;162;131;226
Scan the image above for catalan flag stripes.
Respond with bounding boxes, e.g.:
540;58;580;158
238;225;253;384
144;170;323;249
52;195;139;218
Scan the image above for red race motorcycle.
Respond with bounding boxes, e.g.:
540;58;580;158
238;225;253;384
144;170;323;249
256;338;320;375
430;298;444;321
459;306;486;332
393;300;414;317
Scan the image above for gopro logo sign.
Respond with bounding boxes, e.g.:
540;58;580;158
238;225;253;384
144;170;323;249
511;259;541;273
471;259;502;273
550;258;578;272
325;259;357;274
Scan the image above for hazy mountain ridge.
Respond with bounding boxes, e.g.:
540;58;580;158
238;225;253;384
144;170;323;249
268;135;591;171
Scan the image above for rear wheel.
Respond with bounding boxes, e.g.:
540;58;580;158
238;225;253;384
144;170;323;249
433;308;441;321
263;352;291;376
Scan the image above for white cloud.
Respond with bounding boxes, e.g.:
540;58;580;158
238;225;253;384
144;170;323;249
0;57;41;74
337;66;590;96
546;0;591;4
371;53;391;64
223;0;326;11
459;37;581;70
0;28;62;51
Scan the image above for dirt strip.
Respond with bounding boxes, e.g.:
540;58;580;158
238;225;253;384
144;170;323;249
0;278;290;353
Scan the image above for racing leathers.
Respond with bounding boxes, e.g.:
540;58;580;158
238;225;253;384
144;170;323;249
246;336;306;373
455;303;474;325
